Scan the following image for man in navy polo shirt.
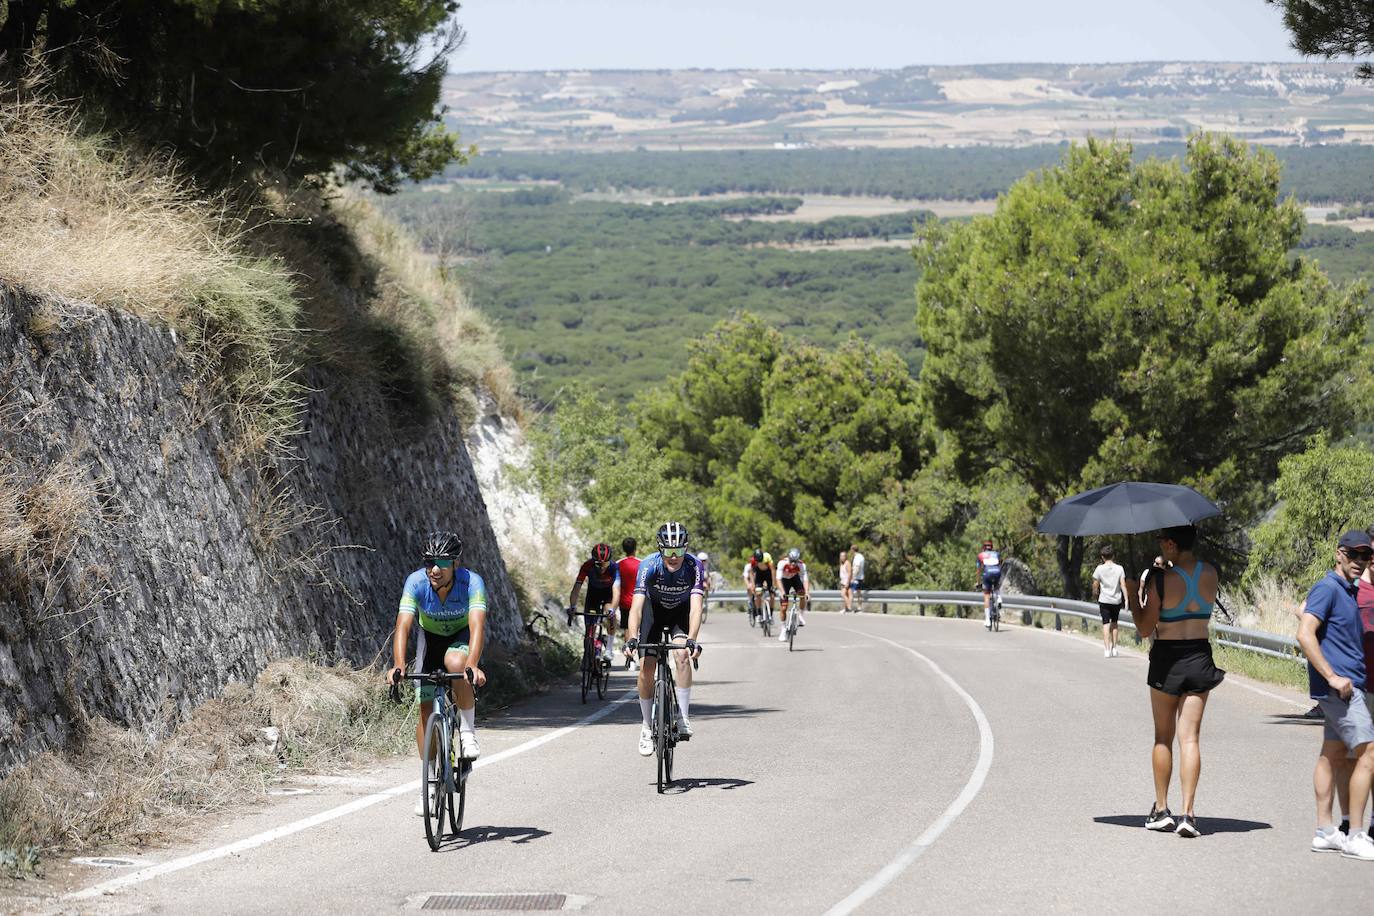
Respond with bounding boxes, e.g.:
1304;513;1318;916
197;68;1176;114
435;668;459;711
1299;530;1374;861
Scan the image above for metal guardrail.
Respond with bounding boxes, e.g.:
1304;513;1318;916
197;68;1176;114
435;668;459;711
705;588;1303;663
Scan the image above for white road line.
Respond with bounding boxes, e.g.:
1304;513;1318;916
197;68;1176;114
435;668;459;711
824;628;994;916
67;691;639;901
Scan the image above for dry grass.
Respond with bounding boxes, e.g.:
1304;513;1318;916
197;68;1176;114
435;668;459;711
0;84;305;460
333;192;521;423
1233;576;1305;637
0;452;99;595
0;659;413;859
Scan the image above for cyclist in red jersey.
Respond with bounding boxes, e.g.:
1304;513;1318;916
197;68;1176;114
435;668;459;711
617;537;642;669
569;543;621;665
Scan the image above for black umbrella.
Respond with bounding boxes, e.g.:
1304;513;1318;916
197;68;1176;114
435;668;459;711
1036;482;1221;537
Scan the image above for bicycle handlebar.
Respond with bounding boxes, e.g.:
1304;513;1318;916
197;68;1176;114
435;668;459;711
631;641;701;670
388;668;476;703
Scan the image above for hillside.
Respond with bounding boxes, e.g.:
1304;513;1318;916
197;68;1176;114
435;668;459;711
444;62;1374;151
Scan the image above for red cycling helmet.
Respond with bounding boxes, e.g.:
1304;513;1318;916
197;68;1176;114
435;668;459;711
592;543;612;563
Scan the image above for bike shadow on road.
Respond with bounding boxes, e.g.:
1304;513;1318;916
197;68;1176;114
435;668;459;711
662;777;755;795
683;701;782;719
447;825;552;850
1093;815;1271;833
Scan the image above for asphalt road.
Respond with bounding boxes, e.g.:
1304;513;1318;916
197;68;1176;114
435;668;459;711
20;611;1374;914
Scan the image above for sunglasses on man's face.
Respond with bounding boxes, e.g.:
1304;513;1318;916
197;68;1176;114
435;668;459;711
661;547;685;559
1343;548;1373;562
425;556;455;570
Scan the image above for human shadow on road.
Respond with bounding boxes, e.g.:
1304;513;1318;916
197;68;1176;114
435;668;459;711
450;825;552;849
1093;815;1271;833
664;777;755;795
1265;713;1325;726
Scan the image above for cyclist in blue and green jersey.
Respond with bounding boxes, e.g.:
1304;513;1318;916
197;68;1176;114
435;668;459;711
387;531;488;815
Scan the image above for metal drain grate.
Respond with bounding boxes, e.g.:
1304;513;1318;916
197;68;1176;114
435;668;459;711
420;894;567;911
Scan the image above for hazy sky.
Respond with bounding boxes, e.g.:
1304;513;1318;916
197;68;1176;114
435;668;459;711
451;0;1307;72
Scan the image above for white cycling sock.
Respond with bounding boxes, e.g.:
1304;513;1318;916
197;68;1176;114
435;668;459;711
640;698;653;728
676;687;690;720
458;705;475;734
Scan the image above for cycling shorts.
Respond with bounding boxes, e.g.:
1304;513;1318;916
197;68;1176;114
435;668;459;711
753;571;774;589
637;600;691;658
584;588;613;614
414;625;470;701
981;572;1002;592
781;575;805;597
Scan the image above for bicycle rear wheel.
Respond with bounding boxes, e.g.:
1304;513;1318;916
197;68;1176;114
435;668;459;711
596;643;609;699
788;612;796;651
422;713;448;851
449;755;468;837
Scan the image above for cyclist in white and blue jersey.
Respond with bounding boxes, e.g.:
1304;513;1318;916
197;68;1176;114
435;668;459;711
386;531;488;815
624;521;704;756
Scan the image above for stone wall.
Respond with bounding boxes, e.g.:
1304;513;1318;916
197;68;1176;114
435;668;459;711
0;285;524;770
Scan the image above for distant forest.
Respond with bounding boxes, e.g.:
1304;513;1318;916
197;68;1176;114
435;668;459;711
379;182;1374;407
447;144;1374;203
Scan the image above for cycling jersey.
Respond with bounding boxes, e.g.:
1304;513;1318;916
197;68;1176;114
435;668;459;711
399;567;487;636
636;552;704;611
977;549;1002;577
576;559;620;597
749;554;775;587
778;559;808;582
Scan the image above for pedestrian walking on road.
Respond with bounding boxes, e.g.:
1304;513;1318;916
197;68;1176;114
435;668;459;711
850;544;866;612
1297;530;1374;861
839;551;852;612
1136;525;1224;838
1092;545;1127;658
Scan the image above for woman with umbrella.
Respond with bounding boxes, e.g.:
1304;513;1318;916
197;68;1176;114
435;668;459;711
1137;524;1225;838
1039;483;1225;838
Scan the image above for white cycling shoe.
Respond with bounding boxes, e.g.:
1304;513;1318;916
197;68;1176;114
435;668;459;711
414;789;436;817
458;730;481;759
638;726;654;757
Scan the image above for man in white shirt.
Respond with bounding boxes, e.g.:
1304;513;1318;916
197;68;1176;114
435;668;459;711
849;544;866;612
1092;545;1127;658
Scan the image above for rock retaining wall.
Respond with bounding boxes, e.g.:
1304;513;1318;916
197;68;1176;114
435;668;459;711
0;285;523;770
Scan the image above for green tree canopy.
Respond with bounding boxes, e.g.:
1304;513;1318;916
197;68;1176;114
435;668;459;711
1245;437;1374;590
916;134;1370;594
1269;0;1374;80
0;0;466;190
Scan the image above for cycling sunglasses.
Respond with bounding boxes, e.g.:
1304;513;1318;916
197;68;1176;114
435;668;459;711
424;556;455;570
660;547;686;559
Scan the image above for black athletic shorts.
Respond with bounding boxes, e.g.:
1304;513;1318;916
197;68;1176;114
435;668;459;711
1147;639;1226;696
584;588;613;617
637;601;691;658
414;625;471;700
1099;601;1123;624
618;604;631;631
781;575;804;597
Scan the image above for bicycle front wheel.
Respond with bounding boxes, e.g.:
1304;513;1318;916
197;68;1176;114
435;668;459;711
580;640;593;704
655;674;672;794
449;756;468;837
788;614;796;651
422;713;448;851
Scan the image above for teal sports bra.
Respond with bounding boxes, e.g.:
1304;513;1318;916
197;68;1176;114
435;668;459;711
1159;562;1213;622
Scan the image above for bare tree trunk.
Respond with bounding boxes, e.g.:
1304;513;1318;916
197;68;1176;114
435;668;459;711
1056;534;1086;599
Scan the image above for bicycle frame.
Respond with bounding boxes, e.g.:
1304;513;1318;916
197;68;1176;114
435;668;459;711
636;640;700;793
397;669;476;850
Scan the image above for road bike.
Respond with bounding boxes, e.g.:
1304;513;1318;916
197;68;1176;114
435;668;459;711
568;608;613;703
636;640;700;793
758;587;775;637
392;669;477;851
747;591;758;628
781;587;805;651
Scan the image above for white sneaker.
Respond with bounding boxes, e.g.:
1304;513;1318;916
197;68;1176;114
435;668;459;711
1112;646;1120;657
1104;648;1112;658
1312;826;1347;853
1342;830;1374;860
638;726;654;757
458;730;481;759
414;789;435;817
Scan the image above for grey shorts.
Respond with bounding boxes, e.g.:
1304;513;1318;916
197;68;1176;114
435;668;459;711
1317;690;1374;752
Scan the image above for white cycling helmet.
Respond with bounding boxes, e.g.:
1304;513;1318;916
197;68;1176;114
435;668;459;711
696;551;709;561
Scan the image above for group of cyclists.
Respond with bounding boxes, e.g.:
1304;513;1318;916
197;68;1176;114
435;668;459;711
385;522;837;813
